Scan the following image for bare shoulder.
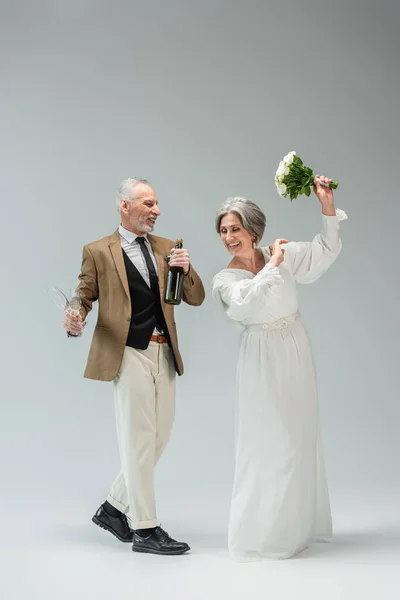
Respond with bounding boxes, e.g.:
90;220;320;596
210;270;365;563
226;258;242;270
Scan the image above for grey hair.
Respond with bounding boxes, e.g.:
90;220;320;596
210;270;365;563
215;196;266;244
116;177;151;212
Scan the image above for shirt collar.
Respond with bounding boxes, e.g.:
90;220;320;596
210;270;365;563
118;225;148;245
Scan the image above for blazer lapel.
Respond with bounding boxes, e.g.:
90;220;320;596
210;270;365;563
109;230;130;299
148;234;166;298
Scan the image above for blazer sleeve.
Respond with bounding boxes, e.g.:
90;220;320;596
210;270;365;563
77;245;99;320
182;264;205;306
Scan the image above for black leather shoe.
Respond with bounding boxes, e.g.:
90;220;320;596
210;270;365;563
132;526;190;555
92;504;134;543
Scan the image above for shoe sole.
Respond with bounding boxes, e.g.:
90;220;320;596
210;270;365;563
92;515;133;543
132;545;190;556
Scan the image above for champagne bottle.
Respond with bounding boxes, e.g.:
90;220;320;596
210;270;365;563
164;238;185;305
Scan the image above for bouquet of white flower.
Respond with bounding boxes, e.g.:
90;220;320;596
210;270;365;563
275;151;338;200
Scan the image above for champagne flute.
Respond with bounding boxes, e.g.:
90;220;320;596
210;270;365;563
49;286;84;336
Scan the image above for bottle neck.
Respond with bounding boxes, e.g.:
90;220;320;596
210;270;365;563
171;239;183;270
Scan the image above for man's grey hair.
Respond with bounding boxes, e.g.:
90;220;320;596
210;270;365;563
116;177;151;212
215;196;267;244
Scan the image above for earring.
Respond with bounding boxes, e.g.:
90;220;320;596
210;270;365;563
252;238;257;248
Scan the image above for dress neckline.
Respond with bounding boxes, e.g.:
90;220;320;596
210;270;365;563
224;247;271;275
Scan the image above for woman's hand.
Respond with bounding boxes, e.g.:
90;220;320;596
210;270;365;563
269;239;288;267
313;174;336;216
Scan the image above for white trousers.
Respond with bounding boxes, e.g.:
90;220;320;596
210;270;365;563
106;342;176;529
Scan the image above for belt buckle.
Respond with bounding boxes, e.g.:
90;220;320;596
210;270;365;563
156;334;163;344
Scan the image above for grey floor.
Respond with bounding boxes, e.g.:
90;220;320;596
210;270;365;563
2;491;400;600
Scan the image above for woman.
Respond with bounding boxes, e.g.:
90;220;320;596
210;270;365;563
212;176;347;561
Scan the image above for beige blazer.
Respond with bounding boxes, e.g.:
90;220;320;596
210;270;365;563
77;230;205;381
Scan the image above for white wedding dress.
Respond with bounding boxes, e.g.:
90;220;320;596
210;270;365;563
212;210;347;561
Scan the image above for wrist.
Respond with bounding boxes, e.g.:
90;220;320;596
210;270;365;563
321;201;335;216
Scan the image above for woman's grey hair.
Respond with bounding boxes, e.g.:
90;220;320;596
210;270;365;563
215;197;267;244
116;177;151;212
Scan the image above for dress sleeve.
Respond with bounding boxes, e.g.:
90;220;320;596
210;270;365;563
284;209;347;284
212;263;284;322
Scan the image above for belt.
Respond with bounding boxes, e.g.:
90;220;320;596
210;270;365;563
244;311;301;332
150;334;168;344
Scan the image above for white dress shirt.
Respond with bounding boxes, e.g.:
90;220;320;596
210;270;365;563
118;225;162;334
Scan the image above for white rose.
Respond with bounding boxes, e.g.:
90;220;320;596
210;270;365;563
283;151;296;166
277;183;287;197
276;161;287;176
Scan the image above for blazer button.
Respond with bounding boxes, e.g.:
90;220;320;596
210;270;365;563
126;316;131;322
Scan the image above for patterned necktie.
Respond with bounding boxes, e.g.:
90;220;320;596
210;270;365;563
135;236;159;293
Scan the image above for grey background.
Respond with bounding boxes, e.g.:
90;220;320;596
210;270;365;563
1;0;399;597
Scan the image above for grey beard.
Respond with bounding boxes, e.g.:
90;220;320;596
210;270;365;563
132;218;154;233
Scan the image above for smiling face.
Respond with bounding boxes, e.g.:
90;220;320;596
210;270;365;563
120;183;161;235
219;212;254;257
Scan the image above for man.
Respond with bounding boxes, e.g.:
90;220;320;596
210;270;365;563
64;177;205;555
